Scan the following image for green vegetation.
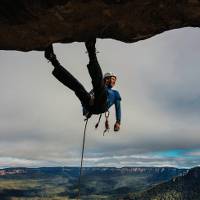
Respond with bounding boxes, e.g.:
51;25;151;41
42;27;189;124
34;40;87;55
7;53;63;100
126;167;200;200
0;167;188;200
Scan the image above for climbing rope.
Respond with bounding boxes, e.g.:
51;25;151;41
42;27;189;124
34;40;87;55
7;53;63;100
95;114;102;129
77;110;110;199
77;118;89;200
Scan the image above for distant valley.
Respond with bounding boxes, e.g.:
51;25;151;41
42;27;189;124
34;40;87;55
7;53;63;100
0;166;192;200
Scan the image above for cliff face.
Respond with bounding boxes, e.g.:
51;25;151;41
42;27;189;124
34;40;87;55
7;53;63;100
0;0;200;51
128;167;200;200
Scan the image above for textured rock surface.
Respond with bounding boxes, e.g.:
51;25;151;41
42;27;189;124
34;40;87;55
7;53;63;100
0;0;200;51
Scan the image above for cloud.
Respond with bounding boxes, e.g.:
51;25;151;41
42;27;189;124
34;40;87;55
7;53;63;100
185;150;200;157
0;28;200;168
2;150;200;168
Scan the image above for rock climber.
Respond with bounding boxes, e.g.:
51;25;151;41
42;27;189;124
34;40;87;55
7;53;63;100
44;39;121;131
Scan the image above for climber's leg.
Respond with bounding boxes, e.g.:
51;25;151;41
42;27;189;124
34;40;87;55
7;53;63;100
45;45;91;106
85;40;107;112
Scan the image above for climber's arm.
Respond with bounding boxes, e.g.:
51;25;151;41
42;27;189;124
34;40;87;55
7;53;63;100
114;99;121;131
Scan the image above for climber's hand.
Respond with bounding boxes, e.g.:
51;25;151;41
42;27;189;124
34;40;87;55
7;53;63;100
114;122;120;132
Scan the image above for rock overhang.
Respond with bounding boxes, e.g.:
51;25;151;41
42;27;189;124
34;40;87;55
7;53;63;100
0;0;200;51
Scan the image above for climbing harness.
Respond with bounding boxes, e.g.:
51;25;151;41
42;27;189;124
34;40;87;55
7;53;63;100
77;118;89;200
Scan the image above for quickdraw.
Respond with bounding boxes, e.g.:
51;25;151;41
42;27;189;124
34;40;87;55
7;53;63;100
95;111;110;136
103;111;110;135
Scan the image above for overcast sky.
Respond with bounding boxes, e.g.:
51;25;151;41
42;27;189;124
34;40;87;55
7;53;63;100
0;27;200;169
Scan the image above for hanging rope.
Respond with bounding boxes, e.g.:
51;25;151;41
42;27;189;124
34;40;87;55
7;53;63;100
77;110;110;199
77;118;89;200
181;171;184;200
95;114;102;129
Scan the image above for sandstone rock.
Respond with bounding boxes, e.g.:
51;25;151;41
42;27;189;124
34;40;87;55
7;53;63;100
0;0;200;51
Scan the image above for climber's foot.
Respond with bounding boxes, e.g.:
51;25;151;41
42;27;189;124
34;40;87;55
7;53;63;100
44;45;56;61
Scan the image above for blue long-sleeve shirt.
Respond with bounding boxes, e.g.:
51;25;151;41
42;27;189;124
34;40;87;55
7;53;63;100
83;87;121;122
106;87;121;122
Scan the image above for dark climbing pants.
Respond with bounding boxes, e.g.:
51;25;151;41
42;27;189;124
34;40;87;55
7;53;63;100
51;58;107;114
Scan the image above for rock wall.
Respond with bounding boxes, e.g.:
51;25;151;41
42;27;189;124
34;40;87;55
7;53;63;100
0;0;200;51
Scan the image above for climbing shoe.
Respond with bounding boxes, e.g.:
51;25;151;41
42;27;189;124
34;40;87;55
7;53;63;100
44;45;56;61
